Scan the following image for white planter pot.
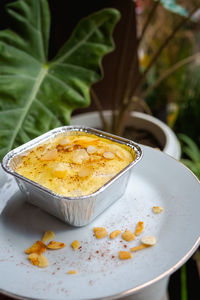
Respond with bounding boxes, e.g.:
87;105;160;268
71;110;181;160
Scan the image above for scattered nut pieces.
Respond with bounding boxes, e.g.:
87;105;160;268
110;230;121;239
25;240;47;255
42;230;55;243
25;216;159;270
67;270;78;275
47;241;66;250
119;251;132;260
93;227;108;239
134;221;144;236
152;206;163;214
103;151;115;159
25;232;67;268
121;229;135;242
71;240;80;251
141;235;156;246
130;244;150;252
28;253;48;268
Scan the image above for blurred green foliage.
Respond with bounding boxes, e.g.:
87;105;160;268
174;66;200;146
179;133;200;179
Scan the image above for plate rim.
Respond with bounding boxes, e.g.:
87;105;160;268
0;145;200;300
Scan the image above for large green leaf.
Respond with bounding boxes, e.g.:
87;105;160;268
0;0;120;159
160;0;188;17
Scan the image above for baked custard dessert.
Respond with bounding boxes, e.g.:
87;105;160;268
15;132;136;196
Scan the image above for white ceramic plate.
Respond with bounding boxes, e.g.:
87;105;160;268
0;146;199;300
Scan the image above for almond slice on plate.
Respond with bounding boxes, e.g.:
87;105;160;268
25;240;47;254
71;240;80;251
67;270;78;274
119;251;132;260
28;253;48;268
93;227;108;239
134;221;144;236
47;241;66;250
130;244;150;252
110;230;121;239
152;206;163;214
141;235;156;246
121;229;135;242
42;231;55;243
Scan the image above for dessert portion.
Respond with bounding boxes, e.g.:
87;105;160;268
15;132;136;197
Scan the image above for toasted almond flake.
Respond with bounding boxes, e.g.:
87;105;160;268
87;145;97;154
110;230;121;239
52;163;68;179
25;240;47;254
47;241;66;250
119;251;132;260
152;206;163;214
65;145;74;152
28;253;48;268
89;155;101;162
93;227;108;239
59;137;70;146
67;270;78;274
116;150;132;160
103;151;115;159
72;149;89;164
41;149;58;161
42;230;55;243
130;244;150;252
71;240;80;251
115;151;124;160
78;167;93;177
141;235;156;246
134;221;144;236
121;229;135;242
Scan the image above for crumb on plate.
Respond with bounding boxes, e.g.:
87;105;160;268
119;251;132;260
93;227;108;239
121;229;135;242
28;253;48;268
110;230;121;239
25;240;47;255
42;230;55;243
141;235;156;246
67;270;78;275
134;221;144;236
152;206;163;214
130;244;150;252
71;240;80;251
47;241;66;249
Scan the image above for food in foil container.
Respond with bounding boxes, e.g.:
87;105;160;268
14;131;136;197
1;126;142;226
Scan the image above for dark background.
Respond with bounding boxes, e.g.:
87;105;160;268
0;1;199;299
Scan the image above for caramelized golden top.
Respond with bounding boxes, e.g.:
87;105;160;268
15;132;135;196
